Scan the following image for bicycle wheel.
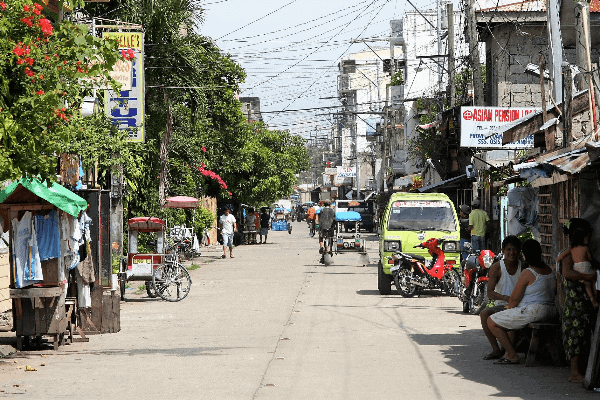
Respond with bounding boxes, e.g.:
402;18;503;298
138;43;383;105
152;262;192;302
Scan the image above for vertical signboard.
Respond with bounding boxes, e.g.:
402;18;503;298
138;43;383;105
103;32;145;142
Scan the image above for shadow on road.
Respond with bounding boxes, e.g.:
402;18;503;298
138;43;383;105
409;328;595;398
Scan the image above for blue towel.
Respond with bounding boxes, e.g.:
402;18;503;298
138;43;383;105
35;210;60;261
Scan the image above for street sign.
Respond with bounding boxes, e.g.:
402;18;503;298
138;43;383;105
324;168;337;175
337;166;356;178
460;106;539;149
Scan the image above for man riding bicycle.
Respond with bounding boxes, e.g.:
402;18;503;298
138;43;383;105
317;200;336;264
306;204;317;236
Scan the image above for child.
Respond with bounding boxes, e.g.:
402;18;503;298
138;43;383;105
570;228;599;308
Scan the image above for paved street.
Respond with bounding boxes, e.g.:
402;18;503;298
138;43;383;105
0;221;597;399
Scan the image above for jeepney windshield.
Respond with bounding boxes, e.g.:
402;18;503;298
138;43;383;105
387;200;457;232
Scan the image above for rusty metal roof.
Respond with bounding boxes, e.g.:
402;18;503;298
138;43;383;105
477;0;599;13
546;151;590;174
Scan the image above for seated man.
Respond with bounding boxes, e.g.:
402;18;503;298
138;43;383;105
317;200;336;264
480;235;522;360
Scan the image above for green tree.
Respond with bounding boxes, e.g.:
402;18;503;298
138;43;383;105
0;0;125;182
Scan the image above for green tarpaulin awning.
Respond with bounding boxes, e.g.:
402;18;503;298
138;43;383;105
0;176;87;218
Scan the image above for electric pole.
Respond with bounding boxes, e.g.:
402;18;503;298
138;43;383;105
447;2;455;107
466;0;484;105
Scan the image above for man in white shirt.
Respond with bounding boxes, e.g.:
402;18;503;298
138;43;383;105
219;208;237;259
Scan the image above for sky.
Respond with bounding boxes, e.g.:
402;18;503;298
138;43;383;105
199;0;450;139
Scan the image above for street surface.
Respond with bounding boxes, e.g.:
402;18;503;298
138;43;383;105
0;221;597;399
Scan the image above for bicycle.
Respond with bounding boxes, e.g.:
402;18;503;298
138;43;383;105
319;228;334;265
308;219;316;237
146;240;192;302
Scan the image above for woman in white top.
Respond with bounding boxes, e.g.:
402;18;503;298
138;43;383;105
488;239;557;364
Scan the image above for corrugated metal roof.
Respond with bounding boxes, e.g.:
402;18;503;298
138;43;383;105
477;0;546;12
477;0;599;13
547;151;590;174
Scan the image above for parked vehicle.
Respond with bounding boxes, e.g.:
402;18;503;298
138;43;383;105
378;192;461;295
334;199;375;232
388;237;460;297
271;207;292;234
458;242;496;315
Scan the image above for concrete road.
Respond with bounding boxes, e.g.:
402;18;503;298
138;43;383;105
0;220;596;399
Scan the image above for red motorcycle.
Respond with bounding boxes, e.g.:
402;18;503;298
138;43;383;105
458;242;496;314
388;238;460;297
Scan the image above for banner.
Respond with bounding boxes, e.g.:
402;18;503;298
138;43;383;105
460;106;539;149
103;32;145;142
337;166;356;178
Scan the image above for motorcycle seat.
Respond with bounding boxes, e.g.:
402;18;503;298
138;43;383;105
405;253;426;262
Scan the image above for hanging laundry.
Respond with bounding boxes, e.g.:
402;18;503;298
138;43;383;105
12;211;43;288
35;210;60;261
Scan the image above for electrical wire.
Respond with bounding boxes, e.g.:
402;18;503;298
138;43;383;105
216;0;298;40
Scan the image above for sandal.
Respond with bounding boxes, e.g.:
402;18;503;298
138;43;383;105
483;352;504;360
494;357;519;365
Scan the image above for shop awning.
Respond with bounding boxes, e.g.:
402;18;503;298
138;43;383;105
164;196;199;209
0;176;87;217
418;174;468;193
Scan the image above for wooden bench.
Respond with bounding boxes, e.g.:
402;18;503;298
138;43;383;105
525;322;564;367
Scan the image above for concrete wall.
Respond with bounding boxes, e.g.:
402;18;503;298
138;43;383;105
485;23;599;140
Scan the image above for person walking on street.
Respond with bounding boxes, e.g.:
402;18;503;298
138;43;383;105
219;208;237;258
316;200;335;264
469;198;490;251
459;204;471;261
259;208;270;244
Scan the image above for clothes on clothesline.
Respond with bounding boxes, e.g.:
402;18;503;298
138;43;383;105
35;210;60;261
12;211;43;288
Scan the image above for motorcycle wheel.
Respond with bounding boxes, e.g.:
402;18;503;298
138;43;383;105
469;281;488;315
441;268;460;296
394;268;417;298
462;301;470;313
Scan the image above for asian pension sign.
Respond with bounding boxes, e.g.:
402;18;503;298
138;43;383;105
103;32;145;142
460;106;540;149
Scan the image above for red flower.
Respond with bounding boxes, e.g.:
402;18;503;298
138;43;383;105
23;5;30;12
33;8;40;15
228;191;232;196
24;67;35;77
38;19;53;36
34;3;43;10
38;74;44;80
16;59;23;65
36;90;44;95
20;17;33;27
12;46;25;57
76;67;84;73
25;57;34;66
0;2;6;11
202;146;207;153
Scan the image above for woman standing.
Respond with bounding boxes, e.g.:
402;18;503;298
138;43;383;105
558;218;598;383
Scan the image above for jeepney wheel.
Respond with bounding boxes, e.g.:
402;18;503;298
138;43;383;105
323;253;333;265
378;261;392;295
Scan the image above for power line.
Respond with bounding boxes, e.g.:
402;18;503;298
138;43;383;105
216;0;298;40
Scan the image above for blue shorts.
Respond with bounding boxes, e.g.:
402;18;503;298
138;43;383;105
260;228;268;236
222;233;234;247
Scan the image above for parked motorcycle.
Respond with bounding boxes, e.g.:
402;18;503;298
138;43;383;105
389;238;460;297
458;242;496;315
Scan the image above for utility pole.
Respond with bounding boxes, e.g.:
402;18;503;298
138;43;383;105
447;2;455;107
546;0;564;104
437;0;443;93
575;3;597;132
466;0;483;105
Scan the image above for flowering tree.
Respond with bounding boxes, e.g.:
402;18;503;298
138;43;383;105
0;0;124;182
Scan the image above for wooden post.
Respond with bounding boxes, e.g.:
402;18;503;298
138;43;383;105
581;5;597;132
563;65;573;146
447;2;455;108
466;0;483;106
539;55;553;151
